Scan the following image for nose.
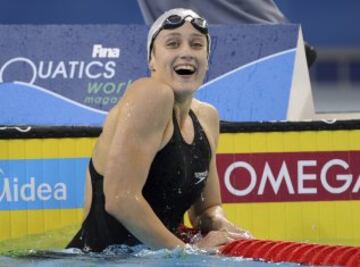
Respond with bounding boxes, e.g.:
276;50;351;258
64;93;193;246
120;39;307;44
179;54;194;61
178;43;195;61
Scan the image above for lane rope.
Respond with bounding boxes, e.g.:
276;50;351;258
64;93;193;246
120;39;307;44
220;239;360;267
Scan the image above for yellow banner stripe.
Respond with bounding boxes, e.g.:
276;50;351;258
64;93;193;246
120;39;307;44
0;208;83;241
2;201;359;246
3;130;360;159
0;138;96;160
218;130;360;153
221;201;360;246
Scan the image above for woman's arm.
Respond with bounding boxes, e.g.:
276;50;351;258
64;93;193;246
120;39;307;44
189;104;252;244
103;78;185;249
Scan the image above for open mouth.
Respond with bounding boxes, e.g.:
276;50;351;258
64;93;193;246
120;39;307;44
174;64;196;76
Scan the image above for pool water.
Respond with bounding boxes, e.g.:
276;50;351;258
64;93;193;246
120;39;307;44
0;246;307;267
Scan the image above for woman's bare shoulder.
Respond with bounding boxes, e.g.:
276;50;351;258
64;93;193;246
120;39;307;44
127;77;174;100
191;99;220;149
192;99;219;124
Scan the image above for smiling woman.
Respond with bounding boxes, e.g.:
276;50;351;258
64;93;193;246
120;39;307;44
147;10;209;98
66;8;251;252
148;23;209;97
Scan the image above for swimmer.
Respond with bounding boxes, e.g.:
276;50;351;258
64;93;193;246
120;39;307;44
67;8;251;252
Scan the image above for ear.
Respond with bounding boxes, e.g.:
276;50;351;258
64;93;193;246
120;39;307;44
149;45;157;71
149;58;156;72
149;63;156;72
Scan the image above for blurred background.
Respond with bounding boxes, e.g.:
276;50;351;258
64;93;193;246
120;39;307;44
1;0;359;114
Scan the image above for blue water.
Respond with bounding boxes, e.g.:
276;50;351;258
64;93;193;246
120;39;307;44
0;246;301;267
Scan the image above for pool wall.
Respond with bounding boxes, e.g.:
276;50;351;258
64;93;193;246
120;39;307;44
1;121;359;249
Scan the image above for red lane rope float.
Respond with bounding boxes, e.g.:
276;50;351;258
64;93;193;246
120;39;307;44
220;239;360;267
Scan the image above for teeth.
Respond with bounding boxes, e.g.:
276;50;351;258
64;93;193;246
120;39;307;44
174;65;195;71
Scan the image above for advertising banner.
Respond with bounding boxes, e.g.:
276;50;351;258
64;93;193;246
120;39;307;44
0;24;310;125
218;127;360;245
219;151;360;203
1;123;360;247
0;158;87;210
0;136;95;243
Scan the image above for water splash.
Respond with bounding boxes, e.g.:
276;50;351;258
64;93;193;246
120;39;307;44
0;245;299;267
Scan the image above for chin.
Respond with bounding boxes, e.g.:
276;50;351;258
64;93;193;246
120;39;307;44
173;84;198;96
173;79;202;91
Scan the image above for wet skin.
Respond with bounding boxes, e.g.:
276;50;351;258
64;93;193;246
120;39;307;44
82;21;251;251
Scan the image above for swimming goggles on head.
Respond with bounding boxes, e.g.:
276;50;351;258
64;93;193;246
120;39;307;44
149;14;209;57
160;14;208;34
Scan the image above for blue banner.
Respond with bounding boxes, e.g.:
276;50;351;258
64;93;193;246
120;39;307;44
0;24;299;125
0;158;88;210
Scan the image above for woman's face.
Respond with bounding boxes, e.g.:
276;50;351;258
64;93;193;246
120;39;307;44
150;22;209;98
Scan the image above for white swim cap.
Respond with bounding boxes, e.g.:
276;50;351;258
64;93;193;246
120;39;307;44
147;8;210;62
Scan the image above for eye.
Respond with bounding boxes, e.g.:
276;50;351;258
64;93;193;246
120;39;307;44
166;40;180;48
192;42;204;49
191;39;205;49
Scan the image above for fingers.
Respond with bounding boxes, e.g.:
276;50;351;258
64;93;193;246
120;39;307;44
194;230;233;250
206;230;240;244
217;227;252;239
224;230;249;240
216;220;252;238
194;229;253;251
218;224;253;239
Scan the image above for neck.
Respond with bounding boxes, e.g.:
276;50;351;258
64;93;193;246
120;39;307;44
173;97;193;126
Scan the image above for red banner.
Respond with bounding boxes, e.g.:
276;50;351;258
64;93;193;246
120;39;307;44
217;151;360;203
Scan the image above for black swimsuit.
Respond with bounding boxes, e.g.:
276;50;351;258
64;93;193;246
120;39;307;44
67;110;211;252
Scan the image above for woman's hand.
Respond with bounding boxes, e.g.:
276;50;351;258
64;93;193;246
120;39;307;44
215;218;253;239
194;227;251;252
